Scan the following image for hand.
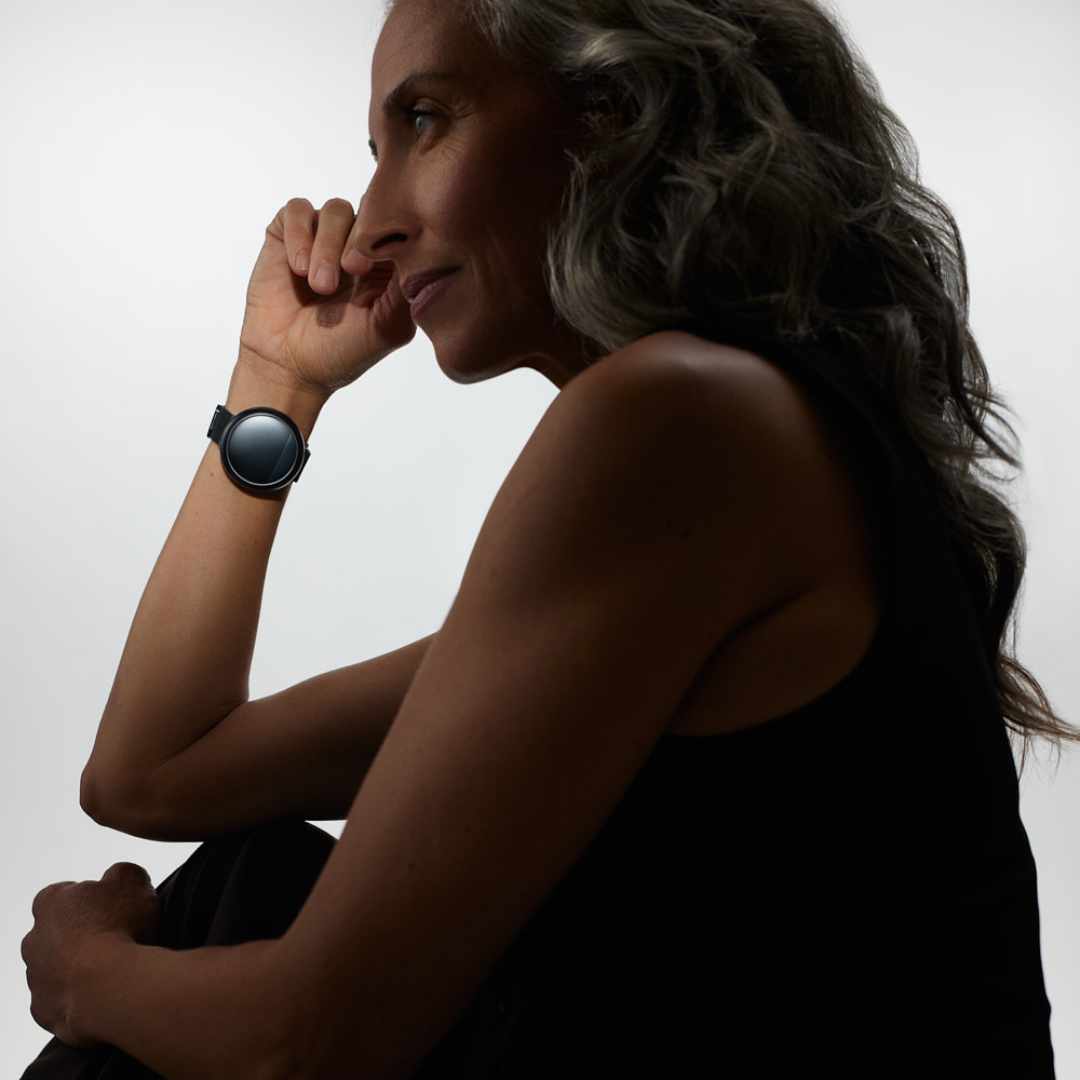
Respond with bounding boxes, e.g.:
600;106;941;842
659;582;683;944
22;863;160;1047
238;197;416;397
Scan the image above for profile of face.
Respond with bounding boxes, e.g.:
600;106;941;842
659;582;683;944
357;0;585;384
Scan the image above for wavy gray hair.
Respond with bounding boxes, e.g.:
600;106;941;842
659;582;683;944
387;0;1072;756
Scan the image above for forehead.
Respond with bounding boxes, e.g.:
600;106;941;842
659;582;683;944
368;0;572;147
370;0;486;104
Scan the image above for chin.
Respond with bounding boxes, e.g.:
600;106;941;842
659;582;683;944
427;331;528;385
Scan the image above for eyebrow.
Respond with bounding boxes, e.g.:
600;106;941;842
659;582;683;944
368;72;464;159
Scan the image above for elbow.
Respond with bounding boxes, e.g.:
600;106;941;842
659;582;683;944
79;762;107;825
80;757;165;839
80;758;132;832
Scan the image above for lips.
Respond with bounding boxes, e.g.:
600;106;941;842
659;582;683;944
400;269;457;305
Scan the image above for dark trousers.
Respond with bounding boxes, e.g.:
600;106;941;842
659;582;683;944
21;821;336;1080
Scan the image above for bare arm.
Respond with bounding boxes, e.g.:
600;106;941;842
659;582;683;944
31;336;835;1080
81;197;419;838
84;629;434;839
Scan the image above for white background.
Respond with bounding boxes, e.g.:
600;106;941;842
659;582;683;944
2;0;1077;1072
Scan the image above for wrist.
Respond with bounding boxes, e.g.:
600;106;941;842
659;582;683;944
230;351;330;440
67;931;138;1047
66;933;299;1076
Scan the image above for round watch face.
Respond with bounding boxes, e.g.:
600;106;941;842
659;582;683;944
222;410;304;490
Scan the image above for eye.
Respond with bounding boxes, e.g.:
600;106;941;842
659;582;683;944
405;107;437;137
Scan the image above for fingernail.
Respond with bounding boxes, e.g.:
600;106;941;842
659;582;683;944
314;263;336;289
295;250;310;275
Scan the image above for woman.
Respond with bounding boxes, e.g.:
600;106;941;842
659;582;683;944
21;0;1071;1076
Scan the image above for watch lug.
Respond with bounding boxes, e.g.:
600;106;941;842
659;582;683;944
207;405;233;444
295;447;312;483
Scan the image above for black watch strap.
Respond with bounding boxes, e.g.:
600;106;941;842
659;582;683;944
207;404;233;443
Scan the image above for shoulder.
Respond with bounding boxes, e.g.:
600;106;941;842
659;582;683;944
549;330;824;460
526;330;842;526
577;329;801;397
468;331;848;632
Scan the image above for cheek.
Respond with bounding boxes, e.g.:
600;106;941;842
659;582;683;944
454;126;566;233
429;163;490;233
423;128;567;284
432;163;545;277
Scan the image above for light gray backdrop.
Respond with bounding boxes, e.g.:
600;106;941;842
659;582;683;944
2;0;1077;1072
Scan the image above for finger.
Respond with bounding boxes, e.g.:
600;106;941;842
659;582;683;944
307;197;357;296
278;197;317;277
100;862;154;892
30;882;75;919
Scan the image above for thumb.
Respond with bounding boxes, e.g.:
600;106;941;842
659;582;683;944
100;863;154;892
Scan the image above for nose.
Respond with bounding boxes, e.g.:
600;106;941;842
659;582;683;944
352;168;416;261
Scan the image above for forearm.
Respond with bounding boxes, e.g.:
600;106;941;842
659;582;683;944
70;933;299;1080
84;358;329;805
106;637;437;840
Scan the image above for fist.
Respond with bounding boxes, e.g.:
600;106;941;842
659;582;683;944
23;863;159;1047
238;197;416;397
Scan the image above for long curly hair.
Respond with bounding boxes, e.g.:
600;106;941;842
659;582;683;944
389;0;1073;758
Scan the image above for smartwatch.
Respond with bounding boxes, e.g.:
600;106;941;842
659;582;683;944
207;405;310;493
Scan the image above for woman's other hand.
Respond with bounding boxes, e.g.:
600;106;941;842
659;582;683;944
238;197;416;398
22;863;160;1048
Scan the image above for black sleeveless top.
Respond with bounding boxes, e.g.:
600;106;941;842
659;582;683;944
415;327;1055;1079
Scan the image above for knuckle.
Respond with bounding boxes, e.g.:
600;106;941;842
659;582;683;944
275;199;315;239
322;197;355;216
102;862;151;889
29;1000;48;1030
31;882;66;917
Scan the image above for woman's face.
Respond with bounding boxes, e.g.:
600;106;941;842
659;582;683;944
356;0;586;385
